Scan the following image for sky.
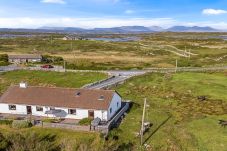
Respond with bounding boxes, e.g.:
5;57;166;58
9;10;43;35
0;0;227;29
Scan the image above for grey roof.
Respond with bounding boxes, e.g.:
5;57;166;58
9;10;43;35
8;54;42;59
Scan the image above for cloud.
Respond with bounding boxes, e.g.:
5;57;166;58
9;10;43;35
41;0;66;4
125;10;134;14
202;9;227;15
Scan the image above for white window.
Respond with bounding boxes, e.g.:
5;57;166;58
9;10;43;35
68;109;77;115
36;106;43;112
9;105;16;110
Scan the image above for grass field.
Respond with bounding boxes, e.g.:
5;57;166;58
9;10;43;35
114;72;227;150
0;70;107;94
0;125;104;151
1;32;227;69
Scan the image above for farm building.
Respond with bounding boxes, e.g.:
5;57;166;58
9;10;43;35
8;54;42;63
0;83;122;121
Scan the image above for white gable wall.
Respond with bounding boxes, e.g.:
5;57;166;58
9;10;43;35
107;92;122;121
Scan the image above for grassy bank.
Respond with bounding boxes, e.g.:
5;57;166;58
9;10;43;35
114;72;227;150
0;70;107;94
0;125;103;151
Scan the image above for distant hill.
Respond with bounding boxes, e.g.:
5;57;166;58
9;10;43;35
166;26;218;32
92;26;153;33
0;26;222;33
149;26;164;32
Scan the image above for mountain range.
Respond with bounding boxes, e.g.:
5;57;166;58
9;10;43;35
0;26;222;33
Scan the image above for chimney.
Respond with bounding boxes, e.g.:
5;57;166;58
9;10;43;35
19;82;27;88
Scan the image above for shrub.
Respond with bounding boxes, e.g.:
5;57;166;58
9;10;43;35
42;55;64;65
0;120;13;125
42;118;60;123
12;120;32;129
0;133;9;150
78;118;92;126
0;54;8;62
0;54;9;66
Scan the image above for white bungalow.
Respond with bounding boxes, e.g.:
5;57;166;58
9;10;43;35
0;83;122;121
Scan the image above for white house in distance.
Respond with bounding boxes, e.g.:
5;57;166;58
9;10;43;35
8;54;42;63
0;83;122;121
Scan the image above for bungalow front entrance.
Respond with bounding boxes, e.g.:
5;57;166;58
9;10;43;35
26;106;32;114
88;110;94;119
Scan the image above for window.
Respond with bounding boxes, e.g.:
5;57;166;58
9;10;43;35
110;108;112;114
9;105;16;110
36;106;43;112
117;102;119;108
98;95;104;100
50;107;55;110
68;109;77;115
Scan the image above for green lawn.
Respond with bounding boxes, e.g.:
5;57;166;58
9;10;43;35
114;72;227;150
0;70;107;94
0;125;104;151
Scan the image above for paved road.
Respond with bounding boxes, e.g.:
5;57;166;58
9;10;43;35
0;65;22;72
84;76;130;89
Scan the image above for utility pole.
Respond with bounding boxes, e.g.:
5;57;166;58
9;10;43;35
140;98;147;146
71;41;73;50
184;46;186;57
63;60;66;72
51;35;53;45
189;49;191;59
175;59;178;73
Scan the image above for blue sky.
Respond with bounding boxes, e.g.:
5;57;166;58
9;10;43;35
0;0;227;29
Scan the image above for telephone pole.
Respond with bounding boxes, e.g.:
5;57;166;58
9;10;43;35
184;46;186;57
63;60;66;72
189;49;191;59
140;98;147;146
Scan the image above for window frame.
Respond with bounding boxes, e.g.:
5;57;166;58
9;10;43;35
36;106;43;112
9;105;16;111
68;109;77;115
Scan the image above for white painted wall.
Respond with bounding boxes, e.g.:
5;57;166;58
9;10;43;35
0;103;27;115
0;103;109;120
107;92;122;120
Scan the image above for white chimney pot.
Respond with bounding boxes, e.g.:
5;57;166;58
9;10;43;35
19;82;27;88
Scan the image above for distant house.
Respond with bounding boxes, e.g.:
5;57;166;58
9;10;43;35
0;83;122;121
62;36;84;41
8;54;42;63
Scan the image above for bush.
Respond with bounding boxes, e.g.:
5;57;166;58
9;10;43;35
78;118;92;126
0;120;13;125
42;118;57;123
12;120;32;129
0;54;8;62
42;55;64;65
0;54;9;66
0;133;9;150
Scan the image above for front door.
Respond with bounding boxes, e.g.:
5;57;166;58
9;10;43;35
88;110;94;119
26;106;32;114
